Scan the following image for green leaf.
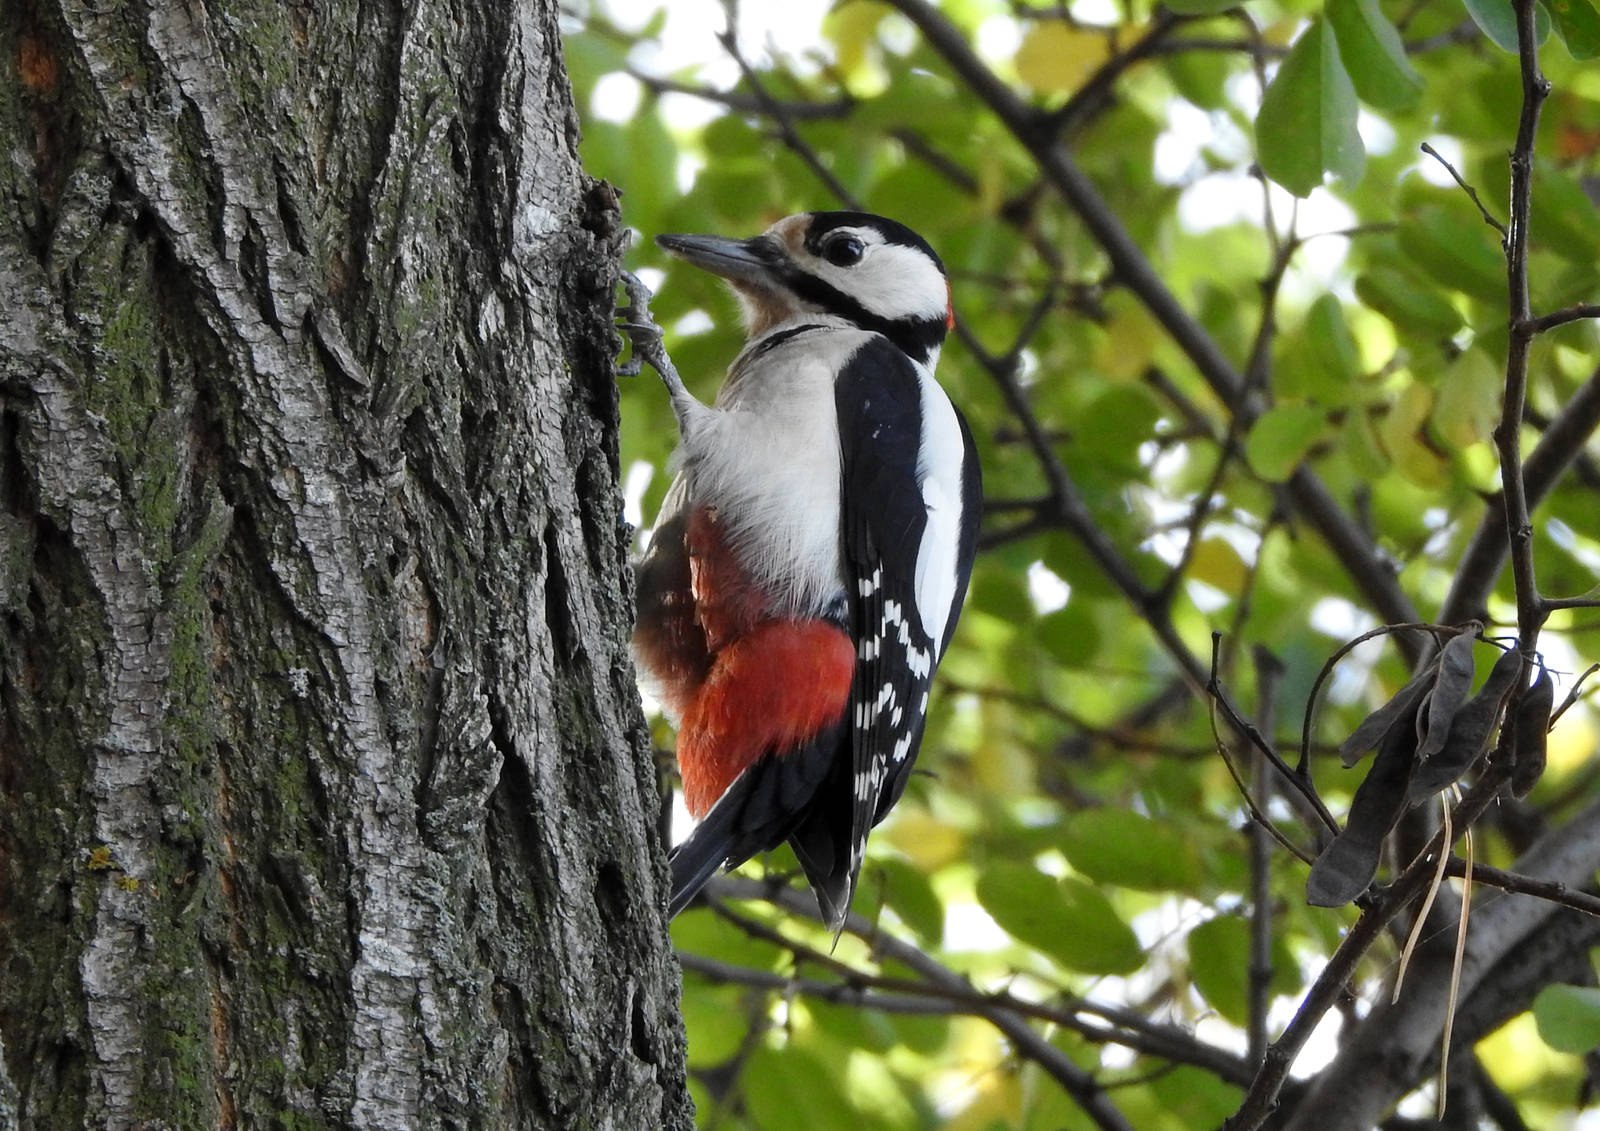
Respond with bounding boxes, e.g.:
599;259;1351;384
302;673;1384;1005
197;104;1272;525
1246;404;1330;481
1354;266;1463;336
1328;0;1425;109
1077;385;1162;477
976;863;1143;974
1188;917;1252;1025
1548;0;1600;57
1302;292;1363;395
1151;1065;1244;1126
1163;0;1245;12
969;563;1036;623
1256;20;1365;197
1378;383;1451;488
1461;0;1552;51
1058;810;1203;892
1432;347;1502;448
869;858;944;946
1534;164;1600;260
1340;409;1392;477
1533;983;1600;1053
1398;205;1507;303
744;1046;863;1130
681;985;754;1068
1038;603;1103;668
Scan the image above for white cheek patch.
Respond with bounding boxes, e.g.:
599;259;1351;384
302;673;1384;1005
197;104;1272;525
806;240;949;324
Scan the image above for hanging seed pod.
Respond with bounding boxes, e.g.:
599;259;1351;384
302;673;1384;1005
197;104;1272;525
1510;663;1554;799
1309;700;1422;907
1338;657;1439;768
1418;632;1478;762
1407;647;1523;804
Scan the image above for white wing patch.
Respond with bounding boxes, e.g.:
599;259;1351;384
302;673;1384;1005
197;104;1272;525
912;366;969;656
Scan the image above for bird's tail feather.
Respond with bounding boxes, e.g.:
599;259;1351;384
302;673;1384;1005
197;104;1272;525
668;803;737;917
666;725;847;919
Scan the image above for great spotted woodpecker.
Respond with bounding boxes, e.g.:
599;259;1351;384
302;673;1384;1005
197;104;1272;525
625;211;981;931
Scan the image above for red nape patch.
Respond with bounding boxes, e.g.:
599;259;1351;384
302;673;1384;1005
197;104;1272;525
945;280;955;331
678;620;854;817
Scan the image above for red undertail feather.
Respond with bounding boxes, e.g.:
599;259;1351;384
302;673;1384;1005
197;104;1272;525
636;503;854;816
679;620;854;817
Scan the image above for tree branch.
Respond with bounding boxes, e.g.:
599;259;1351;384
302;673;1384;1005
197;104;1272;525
1497;0;1552;649
1277;789;1600;1130
703;879;1141;1131
1439;363;1600;623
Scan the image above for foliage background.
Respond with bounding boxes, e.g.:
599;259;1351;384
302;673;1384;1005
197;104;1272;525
565;0;1600;1127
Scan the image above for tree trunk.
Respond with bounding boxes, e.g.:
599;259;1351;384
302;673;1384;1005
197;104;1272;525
0;2;691;1127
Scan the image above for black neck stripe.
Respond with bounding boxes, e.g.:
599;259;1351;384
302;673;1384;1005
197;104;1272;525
747;323;826;363
780;270;946;365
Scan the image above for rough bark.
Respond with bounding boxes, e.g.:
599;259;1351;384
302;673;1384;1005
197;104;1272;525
0;1;691;1127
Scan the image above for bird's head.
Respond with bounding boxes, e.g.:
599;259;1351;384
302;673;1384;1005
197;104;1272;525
657;211;953;368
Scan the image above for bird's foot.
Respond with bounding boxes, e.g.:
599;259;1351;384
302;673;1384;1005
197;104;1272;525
616;271;676;384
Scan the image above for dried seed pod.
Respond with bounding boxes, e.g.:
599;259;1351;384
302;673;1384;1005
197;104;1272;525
1418;633;1478;762
1407;647;1523;803
1339;658;1439;768
1309;700;1421;907
1511;663;1554;799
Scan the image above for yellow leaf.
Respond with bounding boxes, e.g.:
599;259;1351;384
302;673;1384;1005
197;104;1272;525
824;1;889;90
1015;22;1111;94
1095;296;1161;380
1432;349;1501;449
881;808;965;870
1377;382;1449;488
1190;537;1249;594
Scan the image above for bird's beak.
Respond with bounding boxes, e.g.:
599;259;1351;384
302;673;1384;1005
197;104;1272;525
656;233;783;286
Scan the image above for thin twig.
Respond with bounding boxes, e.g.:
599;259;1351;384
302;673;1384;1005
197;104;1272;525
1297;621;1464;774
1248;646;1284;1065
684;893;1258;1085
716;12;859;207
1207;634;1336;847
1521;302;1600;335
627;68;855;119
1446;856;1600;917
1551;663;1600;725
1420;143;1508;238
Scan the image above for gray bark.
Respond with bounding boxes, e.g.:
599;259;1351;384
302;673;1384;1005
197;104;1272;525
0;1;691;1128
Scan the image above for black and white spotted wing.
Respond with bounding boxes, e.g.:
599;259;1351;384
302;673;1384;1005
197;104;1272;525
835;335;981;895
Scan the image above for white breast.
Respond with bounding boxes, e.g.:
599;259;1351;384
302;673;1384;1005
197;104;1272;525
676;321;874;617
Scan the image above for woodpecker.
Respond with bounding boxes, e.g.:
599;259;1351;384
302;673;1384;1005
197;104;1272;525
626;211;981;931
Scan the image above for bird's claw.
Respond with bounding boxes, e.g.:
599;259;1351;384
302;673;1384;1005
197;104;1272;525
616;271;668;379
615;270;686;396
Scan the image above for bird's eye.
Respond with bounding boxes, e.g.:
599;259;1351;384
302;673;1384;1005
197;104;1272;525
822;235;866;267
